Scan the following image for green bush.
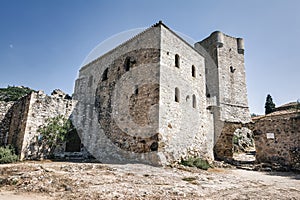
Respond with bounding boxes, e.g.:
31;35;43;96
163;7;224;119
0;146;18;164
36;115;75;158
181;157;211;170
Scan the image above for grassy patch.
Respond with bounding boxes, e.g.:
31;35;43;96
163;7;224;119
181;157;211;170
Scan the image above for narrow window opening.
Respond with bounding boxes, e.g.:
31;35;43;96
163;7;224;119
192;94;196;108
124;57;131;71
230;66;236;73
124;57;135;72
192;65;196;77
134;85;139;95
102;68;108;81
175;54;180;68
175;87;180;102
186;95;190;102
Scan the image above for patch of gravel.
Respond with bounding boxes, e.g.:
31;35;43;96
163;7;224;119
0;161;299;199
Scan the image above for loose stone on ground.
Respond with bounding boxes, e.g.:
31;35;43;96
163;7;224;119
0;162;299;199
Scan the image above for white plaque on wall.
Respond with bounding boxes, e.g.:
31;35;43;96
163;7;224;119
266;132;275;139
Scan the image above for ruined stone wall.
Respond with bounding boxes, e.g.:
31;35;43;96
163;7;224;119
73;24;162;165
0;90;76;160
21;91;75;160
213;122;252;161
7;95;32;155
0;101;14;145
159;25;214;163
253;113;300;170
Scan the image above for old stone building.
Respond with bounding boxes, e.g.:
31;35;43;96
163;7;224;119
0;21;256;165
1;22;298;169
72;21;251;165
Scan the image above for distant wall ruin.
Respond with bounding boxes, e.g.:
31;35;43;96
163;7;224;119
0;90;79;160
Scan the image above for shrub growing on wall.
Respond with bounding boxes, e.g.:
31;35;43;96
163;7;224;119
36;115;75;158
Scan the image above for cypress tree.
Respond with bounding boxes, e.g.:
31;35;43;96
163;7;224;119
265;94;275;115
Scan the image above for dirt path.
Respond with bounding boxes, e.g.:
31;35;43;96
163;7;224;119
0;191;50;200
0;162;299;199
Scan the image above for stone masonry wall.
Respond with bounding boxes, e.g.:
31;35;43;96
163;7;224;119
0;90;76;160
73;24;162;165
253;112;300;170
21;90;75;160
217;33;250;123
213;122;252;161
159;25;214;163
7;95;32;155
197;31;251;123
0;101;14;145
196;31;251;162
95;48;160;154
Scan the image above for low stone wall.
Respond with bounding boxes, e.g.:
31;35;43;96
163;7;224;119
253;112;300;170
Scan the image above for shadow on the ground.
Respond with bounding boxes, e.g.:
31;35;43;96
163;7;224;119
263;171;300;180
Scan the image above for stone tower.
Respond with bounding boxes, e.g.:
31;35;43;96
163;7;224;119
195;31;251;160
196;31;251;124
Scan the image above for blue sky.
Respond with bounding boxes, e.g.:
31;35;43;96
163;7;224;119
0;0;299;114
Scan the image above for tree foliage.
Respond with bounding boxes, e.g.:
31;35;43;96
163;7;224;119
36;115;75;158
265;94;276;115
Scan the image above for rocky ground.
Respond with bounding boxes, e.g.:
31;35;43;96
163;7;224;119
0;161;299;200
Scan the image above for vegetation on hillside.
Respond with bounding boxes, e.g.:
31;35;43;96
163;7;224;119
0;86;35;102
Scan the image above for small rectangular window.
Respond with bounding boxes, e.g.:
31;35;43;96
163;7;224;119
192;65;196;77
175;87;180;102
175;54;180;68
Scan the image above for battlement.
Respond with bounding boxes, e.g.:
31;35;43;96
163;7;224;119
201;31;244;54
